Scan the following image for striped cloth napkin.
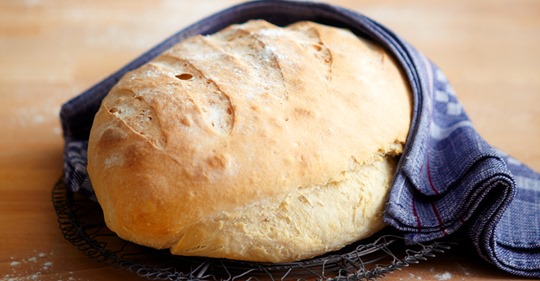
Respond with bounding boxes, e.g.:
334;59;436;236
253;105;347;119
59;0;540;277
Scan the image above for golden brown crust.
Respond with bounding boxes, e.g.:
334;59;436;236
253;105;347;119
87;20;412;262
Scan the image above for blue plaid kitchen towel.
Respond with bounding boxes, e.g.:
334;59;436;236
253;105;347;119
59;0;540;277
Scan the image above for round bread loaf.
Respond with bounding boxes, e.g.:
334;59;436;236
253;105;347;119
87;20;412;262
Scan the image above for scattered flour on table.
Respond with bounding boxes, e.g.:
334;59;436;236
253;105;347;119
434;271;453;280
0;251;78;281
397;273;423;280
42;261;54;270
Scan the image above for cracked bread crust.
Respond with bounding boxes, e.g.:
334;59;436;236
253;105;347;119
87;20;412;262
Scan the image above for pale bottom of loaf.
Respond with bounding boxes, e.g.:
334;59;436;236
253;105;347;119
170;155;398;262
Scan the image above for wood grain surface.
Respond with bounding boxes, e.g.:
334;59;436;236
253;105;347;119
1;0;538;280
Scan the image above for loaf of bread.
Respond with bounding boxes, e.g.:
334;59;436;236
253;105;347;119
87;20;412;262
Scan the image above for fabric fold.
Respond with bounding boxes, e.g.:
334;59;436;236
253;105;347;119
59;0;540;277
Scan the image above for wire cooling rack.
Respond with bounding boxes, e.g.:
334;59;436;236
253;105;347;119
52;177;452;280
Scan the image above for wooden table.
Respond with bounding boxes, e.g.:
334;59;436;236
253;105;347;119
1;0;538;280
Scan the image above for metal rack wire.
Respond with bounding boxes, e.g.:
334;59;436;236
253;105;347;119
52;177;451;280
